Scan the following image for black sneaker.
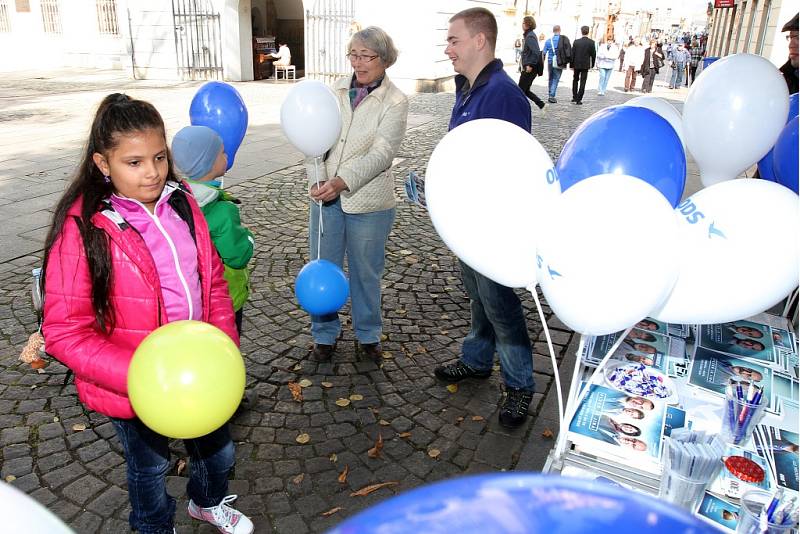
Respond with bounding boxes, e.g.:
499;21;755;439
434;360;491;383
499;388;534;428
312;343;335;362
547;97;557;103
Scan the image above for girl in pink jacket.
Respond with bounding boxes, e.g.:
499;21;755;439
41;94;253;534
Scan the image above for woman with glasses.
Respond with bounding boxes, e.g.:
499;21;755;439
304;26;409;363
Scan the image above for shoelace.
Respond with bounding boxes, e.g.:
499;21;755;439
449;362;471;377
209;494;238;527
505;391;533;416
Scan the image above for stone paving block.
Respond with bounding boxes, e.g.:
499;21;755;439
36;437;67;456
2;442;30;460
0;426;29;446
62;474;107;505
273;513;310;534
8;472;39;492
475;433;523;470
71;511;103;533
37;450;72;471
1;455;32;478
86;485;129;516
41;461;87;489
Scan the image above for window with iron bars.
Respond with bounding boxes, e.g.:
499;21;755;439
0;1;10;33
96;0;118;35
40;0;61;34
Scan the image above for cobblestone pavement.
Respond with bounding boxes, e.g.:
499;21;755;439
0;67;691;533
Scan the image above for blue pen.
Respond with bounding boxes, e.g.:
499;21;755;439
765;491;781;523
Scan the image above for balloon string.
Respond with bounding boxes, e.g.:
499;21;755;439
529;285;564;424
314;156;324;260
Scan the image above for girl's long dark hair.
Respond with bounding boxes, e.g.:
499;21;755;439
41;93;177;332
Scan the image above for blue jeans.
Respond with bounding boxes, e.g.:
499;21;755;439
670;64;685;88
458;261;534;391
548;64;563;98
111;418;235;534
309;198;395;345
597;68;613;94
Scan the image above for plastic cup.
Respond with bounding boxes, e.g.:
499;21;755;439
659;470;708;512
720;396;766;447
736;490;796;534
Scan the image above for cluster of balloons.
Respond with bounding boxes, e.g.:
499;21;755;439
128;321;246;439
427;53;798;336
189;82;249;170
279;81;351;314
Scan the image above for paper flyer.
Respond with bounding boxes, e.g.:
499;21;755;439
696;492;740;532
698;321;777;364
688;346;774;410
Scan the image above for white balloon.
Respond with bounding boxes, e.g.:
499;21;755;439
537;174;680;336
651;179;799;324
682;54;789;188
0;481;74;533
280;80;342;157
625;96;685;151
426;119;560;288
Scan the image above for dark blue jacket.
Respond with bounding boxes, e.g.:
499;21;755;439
449;59;531;133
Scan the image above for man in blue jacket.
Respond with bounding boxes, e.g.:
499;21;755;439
435;6;536;429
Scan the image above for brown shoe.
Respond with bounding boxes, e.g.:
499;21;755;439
312;343;335;362
359;343;382;361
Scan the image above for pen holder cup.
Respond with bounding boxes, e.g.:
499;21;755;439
658;470;708;512
736;490;796;534
720;397;766;447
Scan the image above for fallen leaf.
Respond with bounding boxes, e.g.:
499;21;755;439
72;423;86;432
367;433;383;459
322;507;342;517
338;464;349;483
398;432;411;438
380;334;388;342
30;359;46;369
471;415;484;422
381;352;393;359
369;407;380;414
396;309;407;315
350;481;398;497
349;394;364;401
176;458;187;476
292;473;305;484
378;419;390;426
428;448;441;459
456;416;464;423
440;314;450;320
36;368;45;374
542;428;555;439
335;398;351;407
329;453;338;463
296;433;310;444
446;384;458;393
299;379;312;388
293;364;303;371
288;382;303;402
417;346;427;354
4;475;16;482
321;381;334;388
53;417;59;423
440;330;449;335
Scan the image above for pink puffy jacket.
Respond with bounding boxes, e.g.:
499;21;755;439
43;184;239;419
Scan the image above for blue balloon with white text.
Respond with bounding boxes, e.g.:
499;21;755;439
189;82;249;170
555;106;686;207
772;116;799;194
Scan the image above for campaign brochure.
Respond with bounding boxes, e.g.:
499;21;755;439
696;492;740;532
755;426;799;492
698;321;777;364
688;346;775;411
582;328;687;378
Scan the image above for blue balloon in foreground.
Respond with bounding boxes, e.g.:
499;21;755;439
328;474;720;534
773;116;799;194
556;106;686;207
189;82;249;170
758;93;798;183
295;260;349;315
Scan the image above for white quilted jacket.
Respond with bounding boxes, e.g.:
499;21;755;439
305;74;409;214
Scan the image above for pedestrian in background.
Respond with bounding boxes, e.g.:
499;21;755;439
623;38;644;92
305;26;409;362
640;39;664;93
669;41;690;89
438;7;537;429
518;15;545;109
688;37;704;86
570;25;596;105
596;37;618;95
618;40;627;71
779;13;798;93
542;25;572;103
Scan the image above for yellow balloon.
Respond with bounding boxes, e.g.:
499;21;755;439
127;320;245;439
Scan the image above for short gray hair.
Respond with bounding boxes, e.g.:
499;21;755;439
348;26;399;67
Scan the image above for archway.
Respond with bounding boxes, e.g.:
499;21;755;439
251;0;304;77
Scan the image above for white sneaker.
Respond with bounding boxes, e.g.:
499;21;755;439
187;495;254;534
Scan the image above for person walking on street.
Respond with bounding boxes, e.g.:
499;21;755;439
640;39;664;93
438;7;537;429
623;38;644;92
570;25;596;104
542;25;572;103
596;38;618;95
669;41;690;89
517;15;545;109
618;40;627;72
688;38;703;86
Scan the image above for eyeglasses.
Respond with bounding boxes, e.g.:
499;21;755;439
787;33;799;42
346;53;379;63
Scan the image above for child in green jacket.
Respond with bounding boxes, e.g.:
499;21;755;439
172;125;254;335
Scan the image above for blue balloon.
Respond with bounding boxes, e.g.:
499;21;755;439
295;259;349;315
328;473;720;534
773;116;799;194
556;106;686;207
758;93;798;182
189;82;248;170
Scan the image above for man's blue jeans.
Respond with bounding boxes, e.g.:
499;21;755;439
597;68;613;94
111;418;234;534
670;64;685;88
309;198;395;345
459;261;534;391
548;64;563;98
